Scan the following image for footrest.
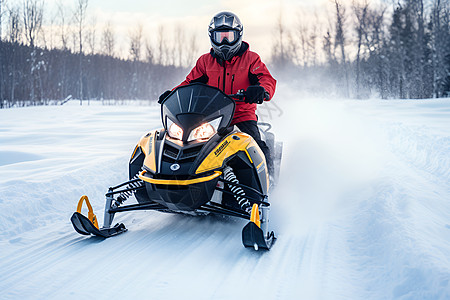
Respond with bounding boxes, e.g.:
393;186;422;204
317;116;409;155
241;221;275;250
71;212;127;238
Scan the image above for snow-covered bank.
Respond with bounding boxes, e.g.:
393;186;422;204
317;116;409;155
0;97;449;299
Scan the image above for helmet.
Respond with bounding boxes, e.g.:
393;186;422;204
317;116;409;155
208;12;243;61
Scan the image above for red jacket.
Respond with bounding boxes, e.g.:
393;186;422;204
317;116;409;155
177;42;276;125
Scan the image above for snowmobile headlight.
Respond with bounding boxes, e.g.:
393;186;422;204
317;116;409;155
188;117;222;142
167;119;183;140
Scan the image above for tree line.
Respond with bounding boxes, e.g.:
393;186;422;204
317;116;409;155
271;0;450;99
1;0;449;108
0;0;193;108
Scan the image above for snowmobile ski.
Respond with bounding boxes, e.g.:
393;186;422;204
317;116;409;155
71;212;127;238
242;222;275;250
241;204;276;250
70;195;127;238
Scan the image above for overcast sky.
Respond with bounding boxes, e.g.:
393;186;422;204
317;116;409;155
44;0;333;60
6;0;342;62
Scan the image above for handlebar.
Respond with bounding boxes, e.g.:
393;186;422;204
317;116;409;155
228;89;245;101
229;88;269;103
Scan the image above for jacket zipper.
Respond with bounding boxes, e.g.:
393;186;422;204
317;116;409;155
231;74;235;94
222;63;226;93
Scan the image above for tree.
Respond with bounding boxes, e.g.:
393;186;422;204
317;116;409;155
293;11;309;67
56;0;70;50
174;24;184;67
7;4;21;106
0;0;5;39
157;25;167;65
129;22;143;62
101;21;115;57
184;32;198;67
334;0;350;97
23;0;43;102
73;0;88;104
86;16;96;55
0;0;6;105
431;0;450;97
129;22;143;98
352;0;369;98
362;5;387;98
271;12;290;70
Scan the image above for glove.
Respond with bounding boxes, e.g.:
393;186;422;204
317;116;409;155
158;90;172;104
244;85;266;104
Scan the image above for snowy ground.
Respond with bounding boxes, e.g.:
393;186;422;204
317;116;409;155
0;93;449;299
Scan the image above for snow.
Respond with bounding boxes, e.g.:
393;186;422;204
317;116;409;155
1;94;450;299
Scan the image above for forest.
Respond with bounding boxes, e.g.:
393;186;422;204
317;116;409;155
0;0;449;108
271;0;450;99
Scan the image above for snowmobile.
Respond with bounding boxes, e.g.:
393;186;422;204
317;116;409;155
71;83;282;250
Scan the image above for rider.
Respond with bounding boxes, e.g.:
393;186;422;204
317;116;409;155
159;11;277;176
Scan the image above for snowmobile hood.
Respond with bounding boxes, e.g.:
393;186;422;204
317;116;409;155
161;83;235;142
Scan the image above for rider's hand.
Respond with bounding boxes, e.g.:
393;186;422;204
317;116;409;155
158;90;172;104
244;85;266;104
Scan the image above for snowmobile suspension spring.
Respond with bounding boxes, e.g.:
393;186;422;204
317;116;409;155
115;173;144;206
223;166;251;211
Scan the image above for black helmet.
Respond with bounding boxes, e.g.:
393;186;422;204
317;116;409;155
208;12;243;61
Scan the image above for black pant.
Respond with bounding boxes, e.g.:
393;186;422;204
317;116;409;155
235;120;273;176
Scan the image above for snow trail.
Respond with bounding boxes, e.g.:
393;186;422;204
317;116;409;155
0;97;449;299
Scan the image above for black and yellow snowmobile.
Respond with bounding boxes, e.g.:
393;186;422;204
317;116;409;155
71;83;282;250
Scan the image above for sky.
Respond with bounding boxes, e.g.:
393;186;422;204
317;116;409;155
35;0;331;62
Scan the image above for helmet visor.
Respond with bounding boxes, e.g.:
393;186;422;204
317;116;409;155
211;30;238;45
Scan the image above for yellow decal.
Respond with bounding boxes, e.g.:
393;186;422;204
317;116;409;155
139;170;222;186
76;195;99;229
214;140;230;156
195;132;258;174
141;130;157;172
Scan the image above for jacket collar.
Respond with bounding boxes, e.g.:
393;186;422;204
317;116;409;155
210;41;249;65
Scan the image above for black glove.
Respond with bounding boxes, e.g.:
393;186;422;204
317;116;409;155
244;85;266;104
158;90;172;104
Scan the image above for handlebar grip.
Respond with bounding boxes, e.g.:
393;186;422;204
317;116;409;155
229;89;246;101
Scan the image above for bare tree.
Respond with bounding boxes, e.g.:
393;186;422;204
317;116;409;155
271;11;289;69
334;0;350;97
184;32;198;67
0;0;6;40
174;24;185;66
353;0;370;98
157;25;168;65
364;5;387;98
307;13;320;67
23;0;43;48
0;0;6;105
73;0;88;104
100;21;115;100
41;5;59;50
101;21;115;57
7;4;20;43
23;0;43;102
129;22;143;98
129;22;143;62
431;0;450;97
7;4;21;105
294;11;309;67
56;1;70;50
86;16;96;55
323;30;335;64
0;0;8;42
144;38;154;64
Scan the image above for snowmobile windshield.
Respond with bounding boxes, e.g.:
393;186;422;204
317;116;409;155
161;83;235;142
